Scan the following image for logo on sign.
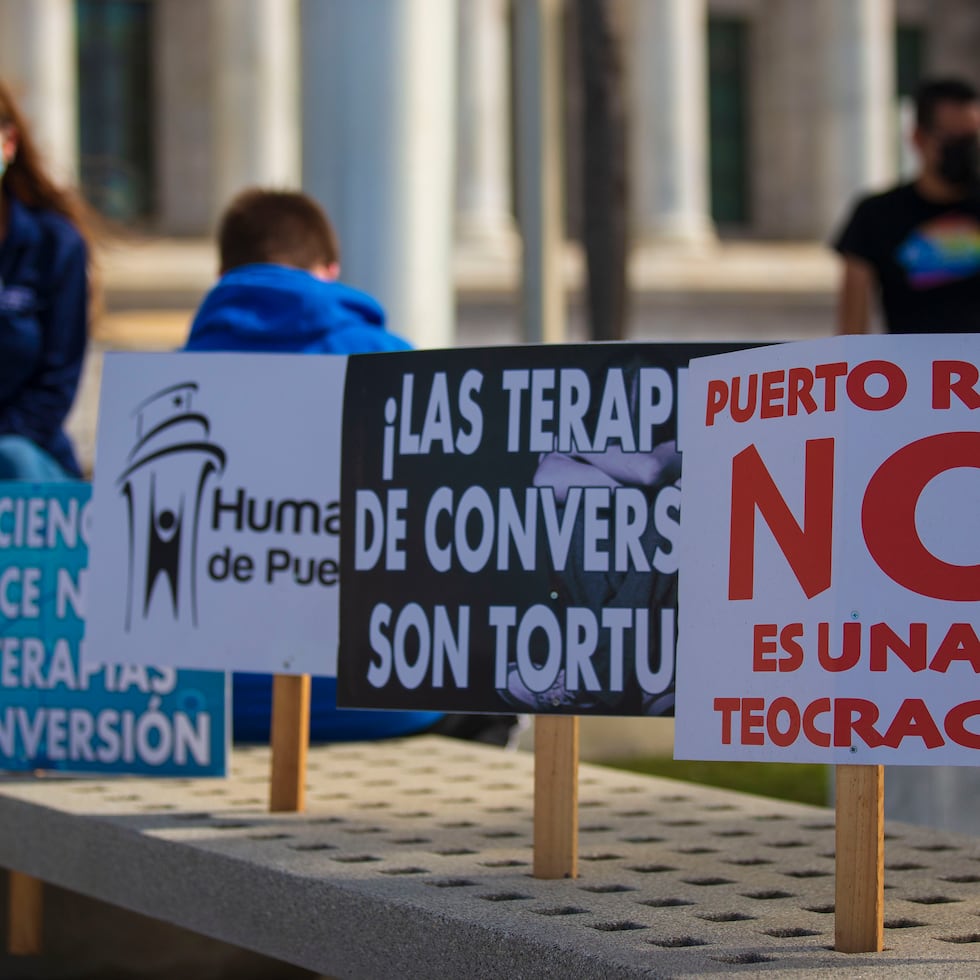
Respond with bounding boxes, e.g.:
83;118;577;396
118;382;226;629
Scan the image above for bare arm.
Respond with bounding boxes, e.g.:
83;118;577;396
835;255;874;335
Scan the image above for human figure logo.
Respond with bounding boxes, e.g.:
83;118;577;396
118;382;226;629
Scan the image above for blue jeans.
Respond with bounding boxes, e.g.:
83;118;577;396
0;435;73;481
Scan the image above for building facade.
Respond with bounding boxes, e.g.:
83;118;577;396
2;0;979;248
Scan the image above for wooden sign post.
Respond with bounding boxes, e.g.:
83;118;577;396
834;764;885;953
269;673;311;812
518;0;572;880
533;716;579;879
7;871;43;955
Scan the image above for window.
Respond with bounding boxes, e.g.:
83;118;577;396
77;0;154;222
708;16;750;228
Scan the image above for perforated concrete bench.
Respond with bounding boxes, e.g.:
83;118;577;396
2;735;979;978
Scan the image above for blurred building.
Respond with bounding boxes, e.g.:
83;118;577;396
2;0;979;250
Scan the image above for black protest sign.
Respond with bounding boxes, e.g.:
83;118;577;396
338;343;742;715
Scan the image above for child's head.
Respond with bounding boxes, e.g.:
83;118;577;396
217;188;341;279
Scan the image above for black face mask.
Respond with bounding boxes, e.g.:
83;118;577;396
938;134;980;189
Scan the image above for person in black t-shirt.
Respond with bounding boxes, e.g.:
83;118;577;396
834;77;980;334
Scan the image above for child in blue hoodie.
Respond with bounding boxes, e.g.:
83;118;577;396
185;187;441;743
186;188;412;356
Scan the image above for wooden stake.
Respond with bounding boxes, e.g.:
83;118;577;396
533;715;579;879
7;871;43;955
835;764;884;953
269;673;311;812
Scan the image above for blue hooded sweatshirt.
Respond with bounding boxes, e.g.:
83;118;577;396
185;264;440;743
185;263;413;355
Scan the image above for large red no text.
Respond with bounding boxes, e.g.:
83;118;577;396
704;358;980;751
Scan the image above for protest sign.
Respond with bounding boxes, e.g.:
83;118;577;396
85;352;346;675
339;343;741;715
676;334;980;765
0;482;226;775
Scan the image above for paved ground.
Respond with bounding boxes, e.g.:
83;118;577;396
67;290;838;480
4;737;979;979
69;236;844;478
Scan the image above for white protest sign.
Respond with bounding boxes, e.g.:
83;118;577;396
676;334;980;765
85;352;345;675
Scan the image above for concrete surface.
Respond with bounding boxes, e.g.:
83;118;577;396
0;876;320;980
1;736;979;979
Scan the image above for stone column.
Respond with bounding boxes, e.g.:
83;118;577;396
153;0;216;235
455;0;518;264
301;0;456;349
628;0;713;247
823;0;895;222
212;0;300;214
0;0;78;182
754;0;894;239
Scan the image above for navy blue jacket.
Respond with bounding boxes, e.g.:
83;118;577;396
0;195;88;475
185;263;441;743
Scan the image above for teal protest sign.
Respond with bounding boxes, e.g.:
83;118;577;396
0;482;227;775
